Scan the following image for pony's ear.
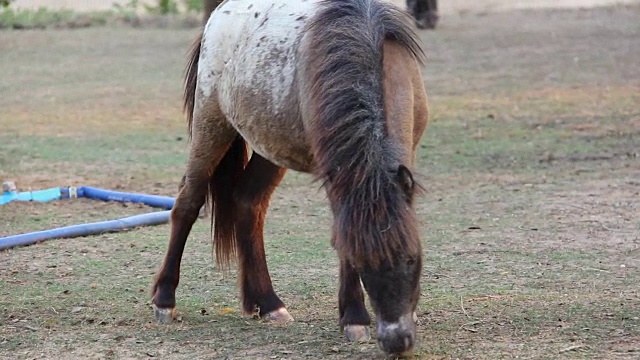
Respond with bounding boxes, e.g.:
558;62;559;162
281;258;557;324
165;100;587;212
397;165;415;198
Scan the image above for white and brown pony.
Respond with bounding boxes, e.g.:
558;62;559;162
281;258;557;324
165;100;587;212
152;0;429;355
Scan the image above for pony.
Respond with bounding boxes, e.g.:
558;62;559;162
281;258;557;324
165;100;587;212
151;0;429;355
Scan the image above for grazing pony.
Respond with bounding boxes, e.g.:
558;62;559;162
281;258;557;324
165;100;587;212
152;0;429;355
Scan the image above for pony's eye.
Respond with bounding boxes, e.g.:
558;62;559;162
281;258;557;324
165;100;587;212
406;258;417;266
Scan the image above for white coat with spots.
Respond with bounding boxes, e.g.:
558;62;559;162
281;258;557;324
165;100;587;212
196;0;321;172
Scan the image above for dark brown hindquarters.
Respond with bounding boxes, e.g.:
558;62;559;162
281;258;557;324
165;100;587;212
152;29;246;314
179;30;287;317
182;31;250;268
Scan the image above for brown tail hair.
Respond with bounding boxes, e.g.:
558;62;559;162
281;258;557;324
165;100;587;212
183;31;248;269
209;136;248;269
183;32;202;138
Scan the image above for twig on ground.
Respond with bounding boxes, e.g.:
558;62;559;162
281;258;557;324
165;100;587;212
574;219;633;233
423;268;448;278
460;296;471;318
559;344;586;353
7;324;39;331
597;221;631;233
460;320;481;333
561;203;588;211
21;325;39;331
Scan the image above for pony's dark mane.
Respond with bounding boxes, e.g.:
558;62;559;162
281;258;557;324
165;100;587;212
306;0;424;268
184;31;203;139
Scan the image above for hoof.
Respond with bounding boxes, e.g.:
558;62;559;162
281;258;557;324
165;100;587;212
153;305;176;324
264;307;294;323
343;324;371;342
397;350;414;358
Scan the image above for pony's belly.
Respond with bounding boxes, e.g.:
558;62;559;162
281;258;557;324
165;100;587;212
236;118;315;173
247;139;314;173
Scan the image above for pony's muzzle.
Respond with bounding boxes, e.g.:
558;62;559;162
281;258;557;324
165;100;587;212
376;312;416;355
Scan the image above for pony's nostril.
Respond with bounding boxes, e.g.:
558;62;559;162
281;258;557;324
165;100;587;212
400;332;415;353
404;335;411;350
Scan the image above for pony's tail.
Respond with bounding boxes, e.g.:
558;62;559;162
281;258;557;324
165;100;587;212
183;32;203;138
209;136;249;269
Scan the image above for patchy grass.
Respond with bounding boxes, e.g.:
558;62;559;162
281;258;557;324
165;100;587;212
0;6;201;30
1;4;640;360
0;7;82;29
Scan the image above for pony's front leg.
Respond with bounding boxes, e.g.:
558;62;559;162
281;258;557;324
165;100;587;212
339;257;372;342
233;154;292;323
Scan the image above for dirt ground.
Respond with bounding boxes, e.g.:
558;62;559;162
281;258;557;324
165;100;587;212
1;2;639;360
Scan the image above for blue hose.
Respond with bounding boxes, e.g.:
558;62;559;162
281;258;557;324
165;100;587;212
0;185;177;251
0;211;171;251
0;187;63;205
77;186;175;209
1;186;175;209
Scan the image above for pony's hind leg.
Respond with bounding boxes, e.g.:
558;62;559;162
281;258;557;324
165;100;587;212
339;257;372;341
152;115;237;324
233;153;292;323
